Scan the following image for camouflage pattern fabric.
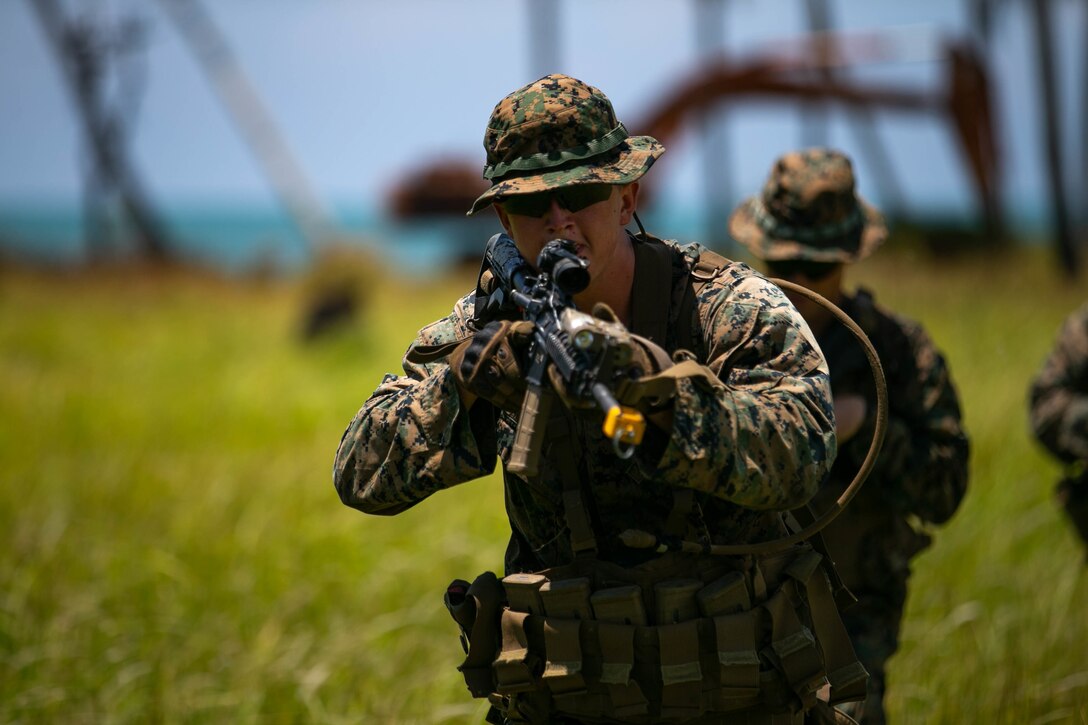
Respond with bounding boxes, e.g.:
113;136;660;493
1030;301;1088;558
808;288;970;725
468;75;664;215
334;236;837;574
1030;302;1088;463
729;149;887;264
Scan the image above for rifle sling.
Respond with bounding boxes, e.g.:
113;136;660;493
407;337;471;364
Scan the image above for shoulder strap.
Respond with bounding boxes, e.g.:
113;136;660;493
630;235;677;346
676;246;731;353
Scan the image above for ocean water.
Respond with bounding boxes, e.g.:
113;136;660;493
0;201;712;276
1;198;1050;278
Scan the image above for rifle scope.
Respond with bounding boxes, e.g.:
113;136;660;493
537;239;590;296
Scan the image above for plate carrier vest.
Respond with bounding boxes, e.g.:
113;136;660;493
444;236;868;725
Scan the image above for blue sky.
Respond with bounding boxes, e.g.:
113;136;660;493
0;0;1084;233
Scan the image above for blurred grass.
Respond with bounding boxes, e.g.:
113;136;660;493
0;247;1086;724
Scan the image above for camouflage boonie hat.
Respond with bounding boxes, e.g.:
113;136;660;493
467;74;665;215
729;148;887;263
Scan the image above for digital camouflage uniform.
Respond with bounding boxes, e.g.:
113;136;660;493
805;291;969;725
334;236;847;724
731;149;970;725
334;77;864;724
334;237;835;571
1029;301;1088;559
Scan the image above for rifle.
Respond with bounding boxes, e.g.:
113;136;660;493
475;233;646;477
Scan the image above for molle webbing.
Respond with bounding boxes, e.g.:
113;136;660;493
444;239;867;721
459;547;867;723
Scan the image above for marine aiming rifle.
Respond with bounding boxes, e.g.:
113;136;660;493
476;233;647;477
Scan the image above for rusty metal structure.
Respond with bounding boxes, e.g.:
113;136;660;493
386;32;1004;252
26;0;1082;274
633;38;1002;242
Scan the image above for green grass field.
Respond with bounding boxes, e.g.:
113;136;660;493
1;246;1086;724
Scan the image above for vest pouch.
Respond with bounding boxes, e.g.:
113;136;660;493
654;578;702;624
590;585;648;626
590;586;651;716
539;627;614;721
493;608;542;695
697;571;751;617
444;573;503;698
711;610;762;711
503;573;547;615
658;620;705;719
539;577;593;619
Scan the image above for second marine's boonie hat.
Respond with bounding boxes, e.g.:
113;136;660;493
467;74;665;215
729;148;887;263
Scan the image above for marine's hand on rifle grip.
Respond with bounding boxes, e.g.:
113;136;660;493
449;320;534;412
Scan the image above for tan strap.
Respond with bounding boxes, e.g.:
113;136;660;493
793;566;869;705
616;358;726;409
762;583;826;710
789;505;858;611
692;247;731;281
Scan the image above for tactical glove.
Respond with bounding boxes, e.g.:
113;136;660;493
449;320;534;412
587;304;723;415
545;303;676;412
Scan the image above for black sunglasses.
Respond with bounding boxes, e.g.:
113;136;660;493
765;259;840;281
500;185;612;217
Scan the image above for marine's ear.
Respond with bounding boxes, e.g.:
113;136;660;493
494;203;513;235
618;182;639;226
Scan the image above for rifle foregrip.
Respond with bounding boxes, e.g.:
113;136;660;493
508;384;553;477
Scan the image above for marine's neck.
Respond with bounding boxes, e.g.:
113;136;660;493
574;234;636;323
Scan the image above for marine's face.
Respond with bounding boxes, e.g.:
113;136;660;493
763;260;845;335
495;183;638;291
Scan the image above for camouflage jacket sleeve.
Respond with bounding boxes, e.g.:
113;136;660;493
1030;302;1088;463
332;293;497;515
642;263;837;511
834;297;970;525
882;318;969;524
